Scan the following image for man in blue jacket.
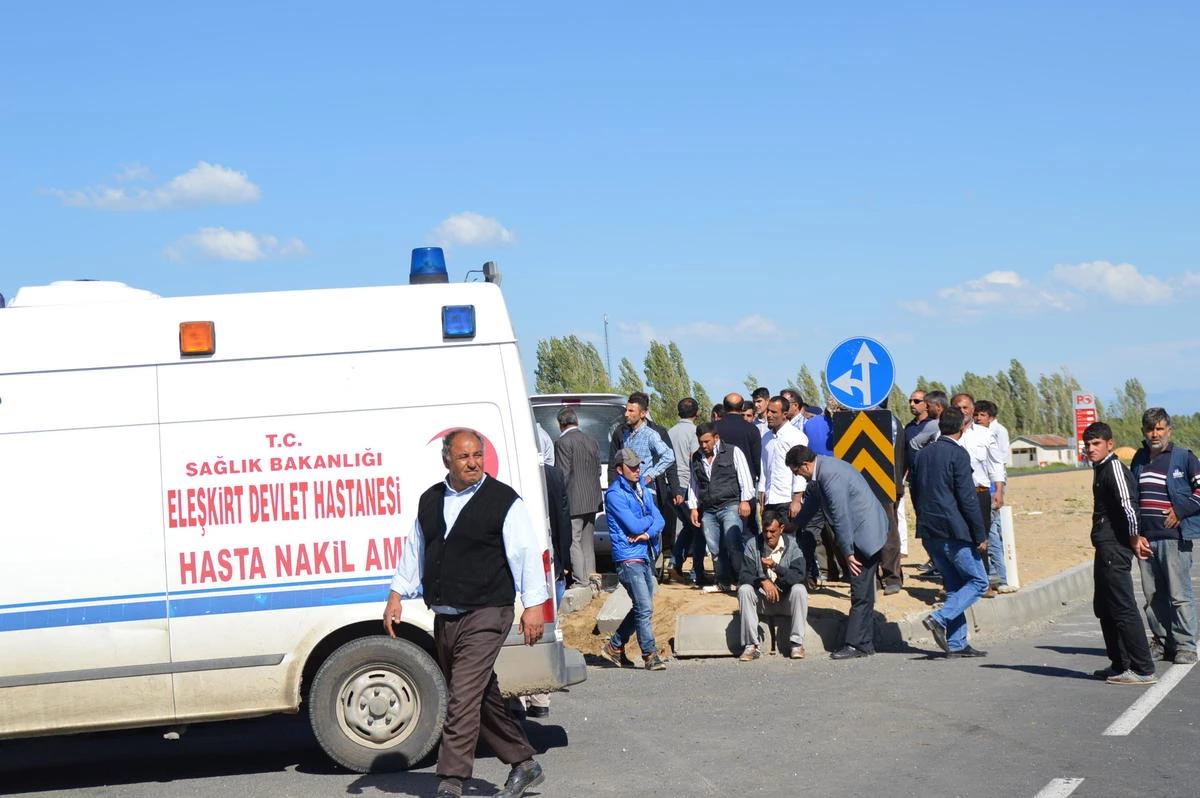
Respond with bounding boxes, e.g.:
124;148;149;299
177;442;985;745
910;406;990;658
600;448;668;671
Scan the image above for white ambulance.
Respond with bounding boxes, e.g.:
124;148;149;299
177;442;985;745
0;249;586;772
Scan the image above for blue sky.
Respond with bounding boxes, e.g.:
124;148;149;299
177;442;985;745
3;3;1199;416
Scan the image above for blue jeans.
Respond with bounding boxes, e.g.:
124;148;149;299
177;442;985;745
986;510;1007;585
699;504;744;587
611;559;657;655
1138;538;1198;654
925;538;989;652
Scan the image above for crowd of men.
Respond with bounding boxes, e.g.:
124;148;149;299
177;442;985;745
380;396;1199;796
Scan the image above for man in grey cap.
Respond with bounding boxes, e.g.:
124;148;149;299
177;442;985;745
599;447;667;670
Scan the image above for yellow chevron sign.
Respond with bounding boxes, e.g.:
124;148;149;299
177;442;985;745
831;410;902;502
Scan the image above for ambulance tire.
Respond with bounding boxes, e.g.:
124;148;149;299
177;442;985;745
309;636;447;773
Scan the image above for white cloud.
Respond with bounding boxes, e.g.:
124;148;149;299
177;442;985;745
164;227;310;263
114;163;153;183
900;270;1072;319
1051;260;1172;305
617;315;786;345
429;212;517;247
43;161;261;211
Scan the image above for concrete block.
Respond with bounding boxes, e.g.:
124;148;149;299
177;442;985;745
673;614;741;656
595;584;631;635
558;586;594;616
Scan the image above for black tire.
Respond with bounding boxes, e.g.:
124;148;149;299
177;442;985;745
308;636;446;773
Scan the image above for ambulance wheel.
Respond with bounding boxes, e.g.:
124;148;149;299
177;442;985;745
309;636;446;772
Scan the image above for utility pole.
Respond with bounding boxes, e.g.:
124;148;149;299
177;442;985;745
603;314;612;383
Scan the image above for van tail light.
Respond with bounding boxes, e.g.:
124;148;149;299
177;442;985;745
541;549;556;623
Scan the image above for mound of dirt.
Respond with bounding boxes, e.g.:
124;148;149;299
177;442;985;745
561;468;1094;658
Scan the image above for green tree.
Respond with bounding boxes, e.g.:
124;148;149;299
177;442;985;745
692;381;714;418
1003;359;1039;435
1112;378;1147;421
616;357;644;396
794;365;822;408
533;335;614;394
743;373;760;396
643;340;693;423
886;383;907;414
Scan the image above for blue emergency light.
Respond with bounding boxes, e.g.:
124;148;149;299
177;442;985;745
442;305;476;339
410;247;450;285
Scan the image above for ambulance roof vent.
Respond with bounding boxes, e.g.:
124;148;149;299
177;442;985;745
8;280;161;308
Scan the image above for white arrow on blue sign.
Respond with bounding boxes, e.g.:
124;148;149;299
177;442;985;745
824;336;895;411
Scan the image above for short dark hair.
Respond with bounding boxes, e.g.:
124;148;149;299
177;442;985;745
752;387;770;401
627;392;649;411
784;444;816;469
695;421;717;439
677;397;699;419
975;399;998;417
1083;421;1113;442
711;403;725;419
939;406;965;436
741;400;754;412
1142;407;1170;430
770;395;791;413
761;508;787;530
556;406;578;428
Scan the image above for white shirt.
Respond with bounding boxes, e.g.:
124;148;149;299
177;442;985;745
687;442;756;509
389;474;550;613
957;422;1007;488
758;422;808;503
988;420;1012;467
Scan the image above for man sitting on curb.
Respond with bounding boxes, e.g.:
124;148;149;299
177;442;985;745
737;509;810;661
911;406;990;659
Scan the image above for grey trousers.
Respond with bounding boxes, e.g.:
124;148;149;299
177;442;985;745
737;582;808;652
569;513;597;586
434;605;535;780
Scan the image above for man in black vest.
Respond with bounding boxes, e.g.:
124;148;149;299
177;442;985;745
383;429;548;798
688;421;756;591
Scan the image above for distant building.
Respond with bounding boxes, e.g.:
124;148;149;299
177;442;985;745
1010;434;1074;468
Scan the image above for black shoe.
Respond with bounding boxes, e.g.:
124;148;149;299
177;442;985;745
883;582;901;596
922;614;949;653
524;705;549;718
1093;666;1120;680
946;646;987;659
493;761;545;798
830;645;870;660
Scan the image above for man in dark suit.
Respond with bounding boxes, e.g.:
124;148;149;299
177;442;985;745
909;406;990;658
789;444;887;659
554;406;601;588
714;392;763;538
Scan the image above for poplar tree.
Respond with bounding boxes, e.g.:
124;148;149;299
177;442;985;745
533;335;613;394
617;357;644;397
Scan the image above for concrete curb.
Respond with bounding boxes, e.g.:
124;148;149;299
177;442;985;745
674;560;1095;657
558;586;595;616
596;584;632;635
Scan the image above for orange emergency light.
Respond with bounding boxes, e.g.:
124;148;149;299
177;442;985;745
179;321;216;356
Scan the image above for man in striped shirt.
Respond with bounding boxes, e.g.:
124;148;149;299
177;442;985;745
1131;408;1200;665
1083;422;1156;684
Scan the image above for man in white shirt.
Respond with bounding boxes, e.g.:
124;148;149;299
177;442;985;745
688;422;756;592
759;395;808;528
951;394;1008;598
973;399;1015;593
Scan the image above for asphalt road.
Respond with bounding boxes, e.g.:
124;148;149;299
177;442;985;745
3;580;1198;798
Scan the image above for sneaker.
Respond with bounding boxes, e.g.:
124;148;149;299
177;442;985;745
922;614;950;653
599;640;628;668
790;645;806;660
1093;666;1120;680
701;584;721;593
883;582;901;596
738;645;761;662
1150;638;1173;662
1174;650;1198;665
1106;670;1158;685
996;583;1018;594
644;653;667;671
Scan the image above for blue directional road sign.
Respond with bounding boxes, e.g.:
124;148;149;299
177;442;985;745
824;336;895;411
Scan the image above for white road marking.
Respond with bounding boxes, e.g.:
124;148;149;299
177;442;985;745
1035;777;1084;797
1103;663;1195;736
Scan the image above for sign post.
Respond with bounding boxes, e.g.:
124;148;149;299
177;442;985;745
1073;393;1096;465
